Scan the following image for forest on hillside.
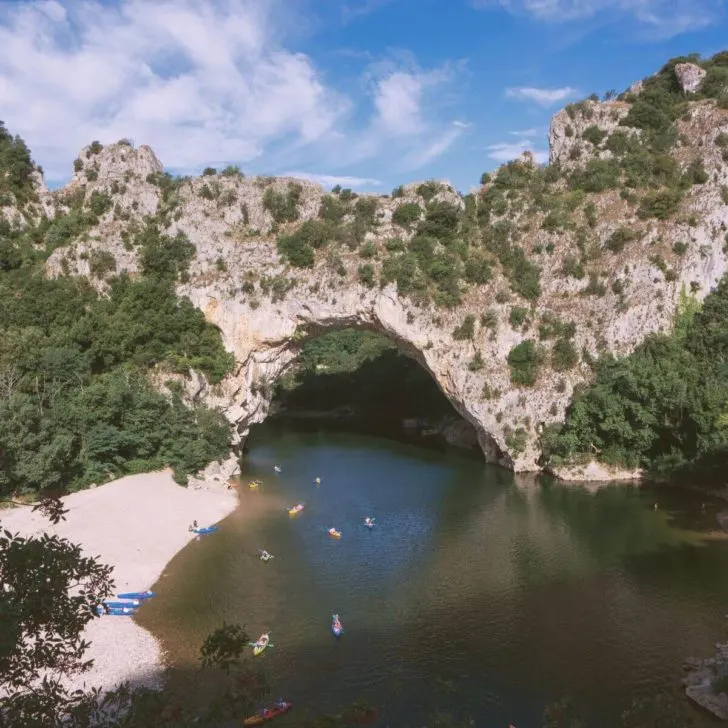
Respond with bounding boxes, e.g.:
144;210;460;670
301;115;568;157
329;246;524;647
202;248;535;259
0;122;233;498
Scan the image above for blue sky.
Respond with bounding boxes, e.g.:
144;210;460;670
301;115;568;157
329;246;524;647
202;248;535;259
0;0;726;192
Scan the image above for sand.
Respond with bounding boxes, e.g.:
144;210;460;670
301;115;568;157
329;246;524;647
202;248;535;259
0;469;238;695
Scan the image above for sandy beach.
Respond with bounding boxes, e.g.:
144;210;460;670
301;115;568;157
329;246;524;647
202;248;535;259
0;469;238;694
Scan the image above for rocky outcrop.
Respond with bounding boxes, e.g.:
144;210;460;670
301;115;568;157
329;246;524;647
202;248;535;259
36;61;728;478
683;646;728;720
549;99;632;169
548;460;644;483
675;63;707;94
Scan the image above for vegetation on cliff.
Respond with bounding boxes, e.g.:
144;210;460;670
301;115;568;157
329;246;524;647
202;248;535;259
542;279;728;477
0;142;234;498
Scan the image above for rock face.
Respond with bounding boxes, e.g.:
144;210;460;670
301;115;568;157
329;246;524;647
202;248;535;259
37;62;728;478
683;646;728;720
675;62;707;94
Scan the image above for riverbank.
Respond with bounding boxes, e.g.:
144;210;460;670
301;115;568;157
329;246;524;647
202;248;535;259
0;469;238;695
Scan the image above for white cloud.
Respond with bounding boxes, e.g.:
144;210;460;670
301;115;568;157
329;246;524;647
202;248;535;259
0;0;464;182
505;86;578;106
403;123;465;170
469;0;722;38
280;171;381;189
509;127;541;137
487;138;549;164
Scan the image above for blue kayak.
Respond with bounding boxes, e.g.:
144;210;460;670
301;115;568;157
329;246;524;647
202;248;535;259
96;606;137;616
104;599;140;609
117;590;156;600
193;525;218;535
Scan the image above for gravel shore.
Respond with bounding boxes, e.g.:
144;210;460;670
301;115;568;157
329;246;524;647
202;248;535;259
0;469;238;695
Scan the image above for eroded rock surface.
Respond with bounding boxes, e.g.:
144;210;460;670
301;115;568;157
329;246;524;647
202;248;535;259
33;61;728;477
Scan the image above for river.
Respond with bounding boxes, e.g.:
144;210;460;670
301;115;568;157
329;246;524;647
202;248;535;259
138;421;728;727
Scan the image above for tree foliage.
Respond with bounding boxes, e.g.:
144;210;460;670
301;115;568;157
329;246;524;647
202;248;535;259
542;278;728;476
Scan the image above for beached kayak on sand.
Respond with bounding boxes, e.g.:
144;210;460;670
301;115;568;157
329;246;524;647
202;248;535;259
103;599;141;608
96;606;137;616
243;700;292;726
116;590;156;600
192;525;218;535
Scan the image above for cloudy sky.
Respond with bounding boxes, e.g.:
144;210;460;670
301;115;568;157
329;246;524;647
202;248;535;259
0;0;725;191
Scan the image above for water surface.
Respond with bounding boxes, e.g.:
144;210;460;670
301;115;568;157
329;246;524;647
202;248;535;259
138;422;728;727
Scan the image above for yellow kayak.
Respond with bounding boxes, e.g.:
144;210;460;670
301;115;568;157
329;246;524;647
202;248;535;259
249;480;261;490
328;528;342;539
251;632;271;656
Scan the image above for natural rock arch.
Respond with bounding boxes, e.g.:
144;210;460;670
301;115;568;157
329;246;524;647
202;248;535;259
184;288;515;468
43;68;728;477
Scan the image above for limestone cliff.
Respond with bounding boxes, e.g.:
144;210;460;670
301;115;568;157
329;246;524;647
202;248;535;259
21;56;728;477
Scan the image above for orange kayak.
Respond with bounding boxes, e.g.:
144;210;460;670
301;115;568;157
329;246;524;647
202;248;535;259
243;701;292;726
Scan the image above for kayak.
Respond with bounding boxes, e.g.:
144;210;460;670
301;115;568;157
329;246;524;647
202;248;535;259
332;614;344;637
259;550;274;561
96;606;137;616
249;481;261;490
364;517;375;529
117;590;156;600
103;599;140;608
274;466;282;473
250;632;272;656
314;477;321;485
192;525;218;535
328;528;342;539
243;701;293;726
288;504;304;516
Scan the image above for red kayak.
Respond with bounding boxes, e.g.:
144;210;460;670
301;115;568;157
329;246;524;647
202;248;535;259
243;701;293;726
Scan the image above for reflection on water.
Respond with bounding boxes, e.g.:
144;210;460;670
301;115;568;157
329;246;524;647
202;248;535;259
138;423;728;727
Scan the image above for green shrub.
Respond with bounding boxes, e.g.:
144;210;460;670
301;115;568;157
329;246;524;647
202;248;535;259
637;188;683;220
199;184;214;201
551;338;578;371
507;340;542;386
562;255;586;279
416;180;440;202
509;306;529;329
392;202;422;228
480;309;498;331
684;158;708;185
202;167;217;176
88;249;116;278
277;220;332;267
88;140;103;155
319;194;348;222
582;273;607;297
263;183;302;223
672;241;688;255
417;201;461;242
463;253;492;285
468;352;484;371
385;237;405;252
87;191;112;217
453;314;476;341
568;159;621;193
221;165;242;177
605;227;638;253
357;264;375;287
582;125;607;146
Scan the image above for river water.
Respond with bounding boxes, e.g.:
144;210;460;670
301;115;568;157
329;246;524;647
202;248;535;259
138;422;728;727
